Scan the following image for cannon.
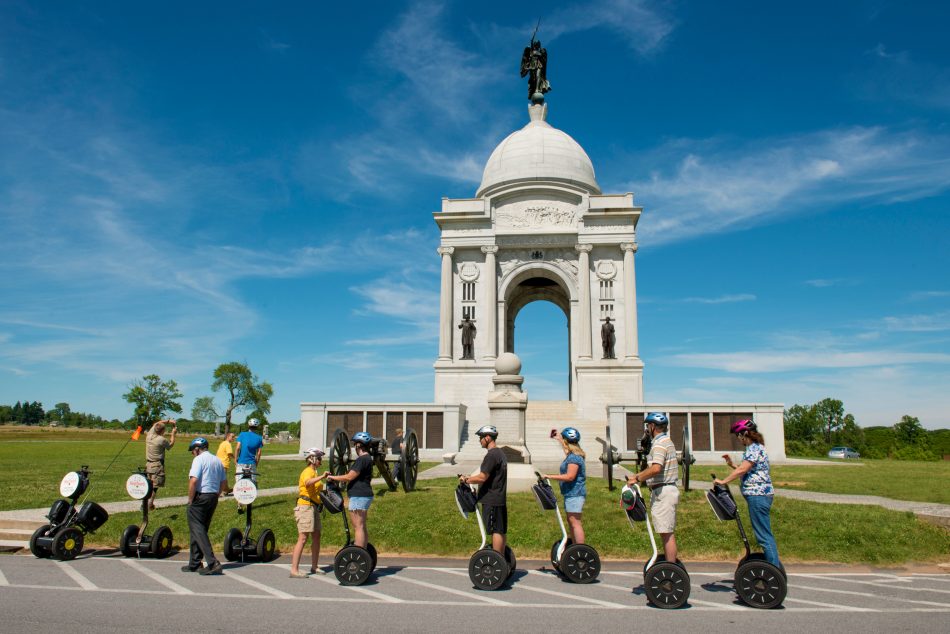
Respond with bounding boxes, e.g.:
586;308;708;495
328;428;420;492
634;420;696;491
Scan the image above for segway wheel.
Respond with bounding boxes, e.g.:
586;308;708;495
51;526;84;561
29;524;51;559
644;561;690;609
366;542;378;571
503;545;516;580
735;560;786;609
334;546;372;586
468;549;508;591
256;529;276;562
120;525;139;557
151;525;174;558
550;538;573;570
223;528;243;562
561;544;601;584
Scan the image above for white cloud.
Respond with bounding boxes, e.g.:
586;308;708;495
681;293;755;304
908;290;950;301
668;350;950;373
622;127;950;245
543;0;677;55
881;311;950;333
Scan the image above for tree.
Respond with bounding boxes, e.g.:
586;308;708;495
194;362;273;435
893;415;926;446
48;402;71;423
123;374;183;427
812;398;853;444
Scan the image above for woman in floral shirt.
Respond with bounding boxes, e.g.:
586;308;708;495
715;419;782;568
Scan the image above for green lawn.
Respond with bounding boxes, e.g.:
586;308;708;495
88;476;950;565
768;459;950;505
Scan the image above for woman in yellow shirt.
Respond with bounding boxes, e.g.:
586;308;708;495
290;447;328;577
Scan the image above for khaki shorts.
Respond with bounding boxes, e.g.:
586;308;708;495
146;463;165;488
650;485;679;533
295;504;322;533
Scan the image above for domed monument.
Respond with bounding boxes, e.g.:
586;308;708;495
301;37;786;469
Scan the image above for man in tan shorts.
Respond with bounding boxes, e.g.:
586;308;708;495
145;419;177;510
626;412;680;562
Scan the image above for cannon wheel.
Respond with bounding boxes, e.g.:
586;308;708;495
329;428;351;477
400;428;419;492
680;424;695;492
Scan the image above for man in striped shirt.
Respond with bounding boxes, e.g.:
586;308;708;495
626;412;680;563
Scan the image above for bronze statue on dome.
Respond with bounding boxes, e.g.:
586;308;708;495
520;21;550;104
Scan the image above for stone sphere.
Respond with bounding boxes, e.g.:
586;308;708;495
495;352;522;376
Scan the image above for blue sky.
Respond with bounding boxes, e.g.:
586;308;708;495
1;1;948;428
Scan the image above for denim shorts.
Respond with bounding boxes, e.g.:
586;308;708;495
348;496;373;511
564;496;585;513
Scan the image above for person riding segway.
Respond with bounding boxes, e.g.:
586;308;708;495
624;412;690;608
458;425;515;590
325;431;379;585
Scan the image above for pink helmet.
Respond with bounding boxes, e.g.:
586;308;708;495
730;419;757;434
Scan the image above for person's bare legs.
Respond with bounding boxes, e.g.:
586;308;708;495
567;513;585;544
290;532;309;574
350;510;367;548
491;532;506;555
660;532;677;562
310;530;321;571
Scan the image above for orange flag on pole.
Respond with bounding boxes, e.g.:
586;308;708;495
131;425;142;441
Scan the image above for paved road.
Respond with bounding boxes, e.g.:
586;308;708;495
1;553;948;633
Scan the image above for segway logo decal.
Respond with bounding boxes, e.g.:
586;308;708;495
60;472;81;497
126;473;151;500
233;478;258;505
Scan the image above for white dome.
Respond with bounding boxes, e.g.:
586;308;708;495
477;106;600;197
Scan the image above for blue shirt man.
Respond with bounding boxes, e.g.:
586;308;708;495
189;449;227;494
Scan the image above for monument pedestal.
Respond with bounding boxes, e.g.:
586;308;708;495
487;353;530;463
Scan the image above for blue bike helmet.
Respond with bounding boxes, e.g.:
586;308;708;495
351;431;372;445
560;427;581;443
188;437;209;451
645;412;669;427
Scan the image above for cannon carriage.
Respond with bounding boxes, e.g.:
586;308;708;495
327;427;421;492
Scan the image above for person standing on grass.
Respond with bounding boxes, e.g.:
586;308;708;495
145;419;177;511
716;419;783;569
290;447;329;578
459;425;508;556
183;437;226;575
544;427;588;544
626;412;680;563
326;432;374;549
234;417;263;488
215;432;235;495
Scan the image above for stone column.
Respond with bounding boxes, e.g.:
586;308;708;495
481;245;499;359
437;246;455;360
575;244;593;359
621;242;639;358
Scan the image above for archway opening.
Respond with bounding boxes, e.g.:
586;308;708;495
511;300;570;401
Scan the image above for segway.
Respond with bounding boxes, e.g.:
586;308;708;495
620;482;690;608
532;472;600;583
455;480;515;591
223;467;276;563
707;476;787;609
30;466;109;561
320;482;378;585
119;468;174;558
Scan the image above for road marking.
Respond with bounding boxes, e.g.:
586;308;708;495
0;566;7;586
225;570;294;599
795;573;950;594
307;570;405;603
390;574;512;605
592;575;748;611
516;571;627;608
56;562;98;590
910;574;950;582
121;559;193;595
793;583;950;608
783;596;875;612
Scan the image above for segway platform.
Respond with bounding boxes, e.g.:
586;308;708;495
223;469;276;563
30;467;109;561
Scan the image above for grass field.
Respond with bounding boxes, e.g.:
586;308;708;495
2;426;948;564
88;476;950;564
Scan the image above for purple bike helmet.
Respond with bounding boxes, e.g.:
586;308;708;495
730;419;757;434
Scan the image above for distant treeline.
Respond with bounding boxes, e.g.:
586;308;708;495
784;398;949;460
0;401;300;438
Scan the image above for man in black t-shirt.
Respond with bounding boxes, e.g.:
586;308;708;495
459;425;508;555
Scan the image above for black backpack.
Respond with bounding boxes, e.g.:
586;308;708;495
707;483;738;521
455;482;478;517
319;483;345;515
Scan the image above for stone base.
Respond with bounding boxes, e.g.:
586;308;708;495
458;462;540;493
574;358;644;419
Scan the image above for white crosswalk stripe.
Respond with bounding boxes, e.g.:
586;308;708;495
121;558;194;595
56;561;97;590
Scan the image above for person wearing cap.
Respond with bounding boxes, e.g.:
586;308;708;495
715;419;782;569
326;431;374;549
544;427;588;544
234;418;263;492
144;419;177;511
183;437;227;575
626;412;680;563
290;448;329;578
459;425;507;556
